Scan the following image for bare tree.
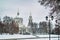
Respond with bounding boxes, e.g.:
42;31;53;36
38;0;60;15
0;22;4;34
9;20;19;34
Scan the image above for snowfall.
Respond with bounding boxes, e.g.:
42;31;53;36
0;34;60;40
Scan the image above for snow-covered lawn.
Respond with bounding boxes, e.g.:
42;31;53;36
0;34;60;40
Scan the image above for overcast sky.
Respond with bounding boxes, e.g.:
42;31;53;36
0;0;51;26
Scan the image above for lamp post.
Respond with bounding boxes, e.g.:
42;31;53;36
55;20;59;40
57;24;59;40
46;16;54;40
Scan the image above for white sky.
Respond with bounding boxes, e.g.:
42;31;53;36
0;0;51;26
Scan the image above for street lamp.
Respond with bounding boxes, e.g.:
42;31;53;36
55;20;59;40
46;16;54;40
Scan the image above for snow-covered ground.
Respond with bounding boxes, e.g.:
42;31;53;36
0;34;60;40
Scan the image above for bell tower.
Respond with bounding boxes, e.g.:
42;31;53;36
28;12;33;27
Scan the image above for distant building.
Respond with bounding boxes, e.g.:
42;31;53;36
14;11;23;26
27;12;38;34
27;12;33;34
28;12;33;27
14;17;23;27
32;22;38;34
2;16;19;34
14;9;26;34
39;21;48;34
